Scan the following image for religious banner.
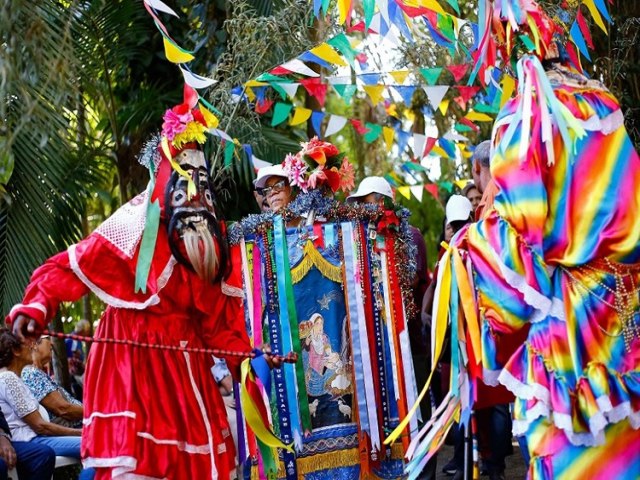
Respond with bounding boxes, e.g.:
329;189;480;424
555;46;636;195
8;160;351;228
229;195;420;479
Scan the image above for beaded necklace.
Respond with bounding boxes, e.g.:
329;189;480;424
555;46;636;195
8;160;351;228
562;258;640;351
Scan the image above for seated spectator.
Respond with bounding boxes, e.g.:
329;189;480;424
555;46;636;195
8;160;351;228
22;335;83;428
0;329;94;479
0;406;55;480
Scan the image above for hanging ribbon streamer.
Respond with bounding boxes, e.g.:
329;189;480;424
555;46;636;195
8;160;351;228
134;161;161;294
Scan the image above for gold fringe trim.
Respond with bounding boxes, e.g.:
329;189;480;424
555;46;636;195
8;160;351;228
278;448;360;479
276;444;406;479
290;241;342;285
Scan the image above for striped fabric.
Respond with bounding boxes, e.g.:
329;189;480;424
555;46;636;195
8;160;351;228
437;56;640;479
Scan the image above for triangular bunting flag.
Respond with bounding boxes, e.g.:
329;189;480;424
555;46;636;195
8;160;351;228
445;0;460;14
363;123;382;143
456;86;480;104
423;136;437;156
163;37;195;64
382;126;395;152
446;64;468;83
350;119;369;135
410;185;424;202
439;138;456;158
360;73;381;85
500;75;516;108
332;84;357;105
424;85;449;110
311;111;325;138
255;99;274;114
289;107;312;126
278;83;300;100
393;85;417;106
324;115;348;137
396;129;411;153
413;133;426;158
397;186;411;200
363;85;385;104
431;145;449;158
309;43;348;67
327;34;357;66
458;117;480;132
389;70;410;84
363;0;375;28
180;67;216;89
280;59;320;77
583;0;608;33
300;78;328;106
419;67;443;85
425;184;439;201
271;102;293;127
439;98;450;115
465;111;493;122
224;141;235;167
576;9;595;49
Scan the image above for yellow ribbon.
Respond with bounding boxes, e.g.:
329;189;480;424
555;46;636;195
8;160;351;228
452;247;481;366
240;359;294;452
161;137;197;198
385;248;452;444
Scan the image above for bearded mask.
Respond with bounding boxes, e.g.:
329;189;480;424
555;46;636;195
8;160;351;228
163;148;228;283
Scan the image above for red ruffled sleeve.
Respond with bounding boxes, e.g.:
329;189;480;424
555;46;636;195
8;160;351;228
6;250;89;328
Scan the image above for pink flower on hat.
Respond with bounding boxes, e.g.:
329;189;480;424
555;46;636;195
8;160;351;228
282;153;309;192
162;107;194;141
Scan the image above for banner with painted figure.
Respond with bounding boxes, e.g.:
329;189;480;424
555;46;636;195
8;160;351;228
229;197;420;480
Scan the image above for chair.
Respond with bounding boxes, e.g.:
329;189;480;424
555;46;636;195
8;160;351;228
7;406;81;479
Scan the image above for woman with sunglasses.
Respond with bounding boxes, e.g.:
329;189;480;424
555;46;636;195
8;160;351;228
0;329;94;479
22;335;83;428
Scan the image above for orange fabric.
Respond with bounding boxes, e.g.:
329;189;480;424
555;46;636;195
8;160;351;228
475;178;499;221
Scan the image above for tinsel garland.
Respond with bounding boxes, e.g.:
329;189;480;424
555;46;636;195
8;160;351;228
137;133;162;170
227;189;418;316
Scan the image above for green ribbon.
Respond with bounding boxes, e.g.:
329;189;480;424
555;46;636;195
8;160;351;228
134;162;161;294
278;221;312;431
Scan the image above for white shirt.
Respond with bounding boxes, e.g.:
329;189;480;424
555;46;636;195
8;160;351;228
0;370;38;441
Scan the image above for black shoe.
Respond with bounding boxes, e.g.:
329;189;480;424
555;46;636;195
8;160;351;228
442;459;457;475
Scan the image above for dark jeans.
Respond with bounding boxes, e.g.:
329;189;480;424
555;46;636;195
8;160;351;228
0;441;55;480
453;404;512;474
476;404;512;473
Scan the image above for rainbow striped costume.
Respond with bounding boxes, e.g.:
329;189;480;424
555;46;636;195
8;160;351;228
395;56;640;480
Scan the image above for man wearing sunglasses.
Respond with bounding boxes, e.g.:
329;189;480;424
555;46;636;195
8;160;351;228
253;165;293;213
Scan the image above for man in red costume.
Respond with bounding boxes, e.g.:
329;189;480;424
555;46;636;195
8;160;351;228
6;90;269;479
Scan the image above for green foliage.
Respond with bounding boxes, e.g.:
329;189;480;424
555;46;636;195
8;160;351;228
396;192;445;269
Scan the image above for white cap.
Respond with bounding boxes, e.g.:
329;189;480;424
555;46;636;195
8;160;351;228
254;164;287;189
348;176;394;201
445;195;473;224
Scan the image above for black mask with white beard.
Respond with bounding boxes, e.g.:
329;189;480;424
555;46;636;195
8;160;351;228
164;149;228;283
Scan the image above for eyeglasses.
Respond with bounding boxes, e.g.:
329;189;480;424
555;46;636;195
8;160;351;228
260;179;288;197
36;335;51;344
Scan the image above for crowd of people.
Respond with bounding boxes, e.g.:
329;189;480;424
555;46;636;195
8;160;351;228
1;1;639;478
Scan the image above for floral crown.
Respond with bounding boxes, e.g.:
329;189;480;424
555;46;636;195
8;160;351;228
282;137;355;194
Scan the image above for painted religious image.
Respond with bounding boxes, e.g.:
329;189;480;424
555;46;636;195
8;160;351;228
300;310;352;430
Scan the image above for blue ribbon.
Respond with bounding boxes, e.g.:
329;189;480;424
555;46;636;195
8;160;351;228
261;232;297;480
273;216;303;448
450;264;460;399
341;222;370;437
